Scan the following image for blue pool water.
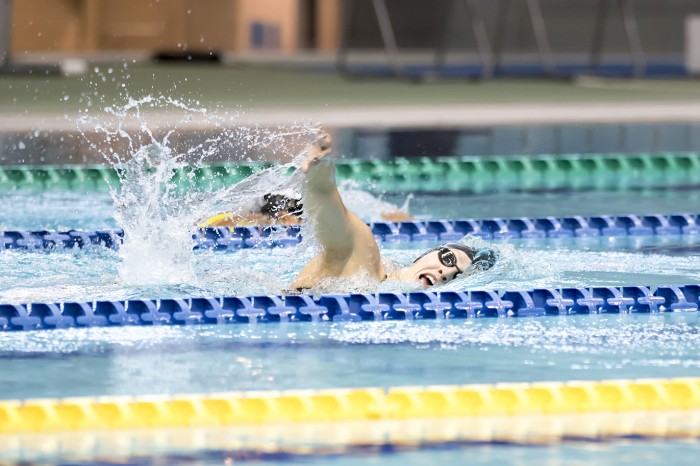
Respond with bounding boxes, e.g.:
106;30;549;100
1;75;698;465
197;440;700;466
2;181;700;464
1;313;699;400
3;187;700;231
1;188;700;388
1;235;700;303
52;439;700;466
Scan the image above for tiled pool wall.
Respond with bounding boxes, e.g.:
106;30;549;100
2;122;700;166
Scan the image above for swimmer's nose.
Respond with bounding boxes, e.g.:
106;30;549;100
439;270;447;282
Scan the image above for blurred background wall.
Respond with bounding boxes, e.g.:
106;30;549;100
6;0;700;57
8;0;338;54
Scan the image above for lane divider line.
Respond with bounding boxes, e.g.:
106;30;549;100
2;152;700;192
2;213;699;251
1;377;700;435
1;285;697;331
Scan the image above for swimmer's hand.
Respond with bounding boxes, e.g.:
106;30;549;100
301;124;333;174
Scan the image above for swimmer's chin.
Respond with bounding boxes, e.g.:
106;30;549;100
386;269;432;289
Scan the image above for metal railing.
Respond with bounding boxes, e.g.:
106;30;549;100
338;0;648;80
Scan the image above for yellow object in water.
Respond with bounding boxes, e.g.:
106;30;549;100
201;212;301;228
200;212;258;228
200;212;230;227
201;207;410;229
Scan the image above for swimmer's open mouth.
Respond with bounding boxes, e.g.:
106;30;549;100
419;274;435;287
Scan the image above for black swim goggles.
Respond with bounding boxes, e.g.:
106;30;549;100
414;243;497;278
436;247;464;277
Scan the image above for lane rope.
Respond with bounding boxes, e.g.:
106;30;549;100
2;212;699;251
1;152;699;192
1;377;700;435
0;284;697;331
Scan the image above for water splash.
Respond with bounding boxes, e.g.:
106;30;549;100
75;94;418;290
338;179;411;223
111;142;198;284
78;95;313;287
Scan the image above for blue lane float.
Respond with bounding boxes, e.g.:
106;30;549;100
1;213;700;252
0;285;698;331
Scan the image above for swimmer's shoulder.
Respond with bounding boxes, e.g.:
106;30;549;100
380;255;402;280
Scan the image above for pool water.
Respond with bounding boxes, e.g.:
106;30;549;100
1;235;699;303
394;187;700;220
2;183;700;301
2;186;700;231
1;188;700;388
5;431;700;465
42;439;700;466
1;313;699;400
2;178;700;464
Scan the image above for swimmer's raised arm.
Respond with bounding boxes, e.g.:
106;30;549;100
292;125;496;291
291;125;383;289
300;125;370;255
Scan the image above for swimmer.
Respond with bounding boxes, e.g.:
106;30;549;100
203;187;411;228
203;193;304;227
291;125;497;290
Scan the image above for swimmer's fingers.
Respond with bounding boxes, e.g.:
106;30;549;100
301;149;324;173
317;130;332;150
314;123;332;153
302;126;333;173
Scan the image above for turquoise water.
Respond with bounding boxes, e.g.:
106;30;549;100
1;235;700;303
394;188;700;220
27;439;700;466
2;84;699;464
267;441;700;466
1;190;700;402
2;187;700;230
1;314;699;400
2;184;700;464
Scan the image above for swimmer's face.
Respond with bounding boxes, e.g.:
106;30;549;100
404;247;472;288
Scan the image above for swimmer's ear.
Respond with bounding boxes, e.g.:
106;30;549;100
471;248;498;271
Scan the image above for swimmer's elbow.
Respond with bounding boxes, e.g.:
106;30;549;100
320;240;355;260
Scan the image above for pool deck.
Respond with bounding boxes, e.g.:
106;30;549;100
2;59;700;132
